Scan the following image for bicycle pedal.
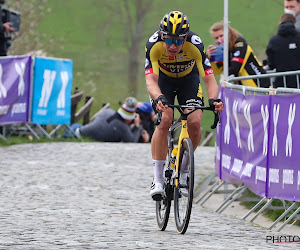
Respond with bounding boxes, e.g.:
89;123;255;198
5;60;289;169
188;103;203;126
152;194;163;201
179;184;188;188
165;170;173;178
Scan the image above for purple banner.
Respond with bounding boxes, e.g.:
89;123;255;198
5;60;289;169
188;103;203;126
215;87;300;201
0;56;32;125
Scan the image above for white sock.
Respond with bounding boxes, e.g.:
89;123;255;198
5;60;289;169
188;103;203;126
153;160;165;184
181;151;189;173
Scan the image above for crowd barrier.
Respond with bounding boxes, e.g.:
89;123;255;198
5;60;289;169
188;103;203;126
215;85;300;202
0;55;75;139
196;70;300;232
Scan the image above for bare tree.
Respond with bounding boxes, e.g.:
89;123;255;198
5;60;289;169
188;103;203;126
121;0;153;97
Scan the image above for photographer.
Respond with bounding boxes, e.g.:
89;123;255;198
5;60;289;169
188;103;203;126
74;97;149;143
0;0;14;56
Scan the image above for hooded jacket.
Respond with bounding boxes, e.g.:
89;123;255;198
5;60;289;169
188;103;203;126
266;21;300;88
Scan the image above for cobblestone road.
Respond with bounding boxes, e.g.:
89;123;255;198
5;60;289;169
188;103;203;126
0;143;298;249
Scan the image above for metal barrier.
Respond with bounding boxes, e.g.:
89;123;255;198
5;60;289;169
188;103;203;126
226;70;300;89
195;70;300;232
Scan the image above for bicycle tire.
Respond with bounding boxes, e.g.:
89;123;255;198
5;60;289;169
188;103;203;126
156;169;172;231
156;187;171;231
174;137;194;234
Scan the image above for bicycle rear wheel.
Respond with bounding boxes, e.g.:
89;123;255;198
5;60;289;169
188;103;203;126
156;169;172;231
174;137;194;234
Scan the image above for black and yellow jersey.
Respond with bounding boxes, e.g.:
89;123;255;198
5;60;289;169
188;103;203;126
210;36;269;87
145;30;213;78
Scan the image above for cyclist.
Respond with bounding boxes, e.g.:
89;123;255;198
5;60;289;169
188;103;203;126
145;11;223;200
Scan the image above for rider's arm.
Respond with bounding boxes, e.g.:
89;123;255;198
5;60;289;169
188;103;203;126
146;73;168;112
145;73;161;100
203;74;223;112
203;74;219;100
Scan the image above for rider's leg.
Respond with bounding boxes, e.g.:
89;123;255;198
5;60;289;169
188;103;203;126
151;108;173;184
187;109;203;150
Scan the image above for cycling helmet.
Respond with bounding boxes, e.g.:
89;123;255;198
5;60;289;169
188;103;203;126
160;11;190;37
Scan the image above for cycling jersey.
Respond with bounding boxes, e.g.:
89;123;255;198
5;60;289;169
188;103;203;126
210;36;269;88
145;30;213;79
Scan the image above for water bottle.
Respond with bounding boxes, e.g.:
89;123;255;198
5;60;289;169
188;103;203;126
170;147;178;169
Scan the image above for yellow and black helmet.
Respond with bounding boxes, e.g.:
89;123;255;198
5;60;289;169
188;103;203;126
159;11;190;37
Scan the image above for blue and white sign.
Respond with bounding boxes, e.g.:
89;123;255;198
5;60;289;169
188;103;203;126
31;57;73;125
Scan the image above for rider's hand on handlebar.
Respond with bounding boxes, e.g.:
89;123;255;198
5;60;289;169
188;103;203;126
214;100;223;112
153;95;169;112
209;98;223;112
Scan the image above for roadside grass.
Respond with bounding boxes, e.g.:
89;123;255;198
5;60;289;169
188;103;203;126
240;189;300;227
0;136;81;147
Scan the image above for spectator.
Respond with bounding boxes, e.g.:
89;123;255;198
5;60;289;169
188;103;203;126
284;0;300;32
266;14;300;88
135;101;155;142
75;97;149;142
207;22;270;88
0;0;14;56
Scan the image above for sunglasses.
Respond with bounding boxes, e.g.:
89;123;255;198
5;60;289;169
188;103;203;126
164;37;185;46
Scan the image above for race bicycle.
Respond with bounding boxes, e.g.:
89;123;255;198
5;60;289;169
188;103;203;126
155;100;220;234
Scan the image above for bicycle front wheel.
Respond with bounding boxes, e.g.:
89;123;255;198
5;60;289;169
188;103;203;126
156;169;172;231
156;187;171;231
174;137;194;234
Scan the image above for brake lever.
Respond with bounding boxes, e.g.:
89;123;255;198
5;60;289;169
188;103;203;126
208;98;221;129
211;111;220;129
154;112;162;125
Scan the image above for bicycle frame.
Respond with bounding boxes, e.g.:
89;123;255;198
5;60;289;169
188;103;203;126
168;106;200;188
166;103;219;187
173;117;188;188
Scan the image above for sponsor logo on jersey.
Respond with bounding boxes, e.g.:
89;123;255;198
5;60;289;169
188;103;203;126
204;58;211;67
233;51;240;57
145;68;153;75
169;56;174;60
191;35;202;45
205;68;213;75
235;42;244;48
289;43;297;49
149;32;159;43
232;57;244;63
249;62;261;75
186;98;203;106
145;58;150;68
159;60;195;73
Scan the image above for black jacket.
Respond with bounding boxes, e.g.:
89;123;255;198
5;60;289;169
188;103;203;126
0;7;7;56
266;21;300;88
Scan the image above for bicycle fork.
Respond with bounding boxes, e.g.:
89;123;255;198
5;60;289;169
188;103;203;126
174;118;189;188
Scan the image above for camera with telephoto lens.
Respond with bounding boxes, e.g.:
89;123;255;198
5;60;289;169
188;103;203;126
1;5;21;48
